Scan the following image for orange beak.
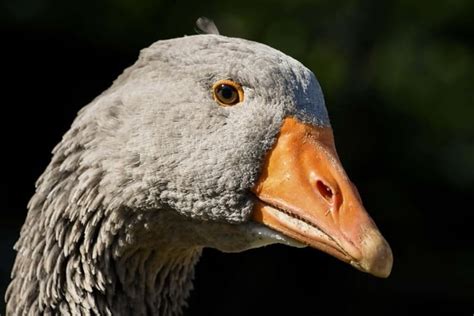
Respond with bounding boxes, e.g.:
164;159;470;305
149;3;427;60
252;117;393;277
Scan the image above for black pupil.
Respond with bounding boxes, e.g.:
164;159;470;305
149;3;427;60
219;85;236;101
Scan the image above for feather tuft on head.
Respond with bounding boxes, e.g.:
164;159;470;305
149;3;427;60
195;17;220;35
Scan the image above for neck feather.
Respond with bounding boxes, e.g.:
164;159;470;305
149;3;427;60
107;246;201;315
6;156;202;315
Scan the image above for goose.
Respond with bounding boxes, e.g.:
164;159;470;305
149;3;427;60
6;18;393;315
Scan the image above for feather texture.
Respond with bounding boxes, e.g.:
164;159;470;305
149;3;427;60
6;34;329;315
195;17;220;35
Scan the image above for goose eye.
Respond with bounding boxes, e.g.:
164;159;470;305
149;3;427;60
212;80;244;106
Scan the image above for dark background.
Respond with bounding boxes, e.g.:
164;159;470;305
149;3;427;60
1;0;473;315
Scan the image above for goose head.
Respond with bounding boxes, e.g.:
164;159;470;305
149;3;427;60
75;33;392;278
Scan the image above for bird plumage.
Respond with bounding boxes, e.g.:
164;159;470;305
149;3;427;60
6;34;329;314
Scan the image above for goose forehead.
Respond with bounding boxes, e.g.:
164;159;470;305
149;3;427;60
143;34;330;126
147;35;309;79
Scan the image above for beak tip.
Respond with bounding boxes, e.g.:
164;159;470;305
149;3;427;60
357;229;393;278
369;243;393;278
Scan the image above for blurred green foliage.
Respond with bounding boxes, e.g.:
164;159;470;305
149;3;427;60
1;0;473;312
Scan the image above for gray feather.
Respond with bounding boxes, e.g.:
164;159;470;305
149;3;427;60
195;17;220;35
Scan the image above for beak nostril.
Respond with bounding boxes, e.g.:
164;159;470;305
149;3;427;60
316;180;334;203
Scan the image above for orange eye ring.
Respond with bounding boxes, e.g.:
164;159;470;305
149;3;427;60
212;80;244;106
